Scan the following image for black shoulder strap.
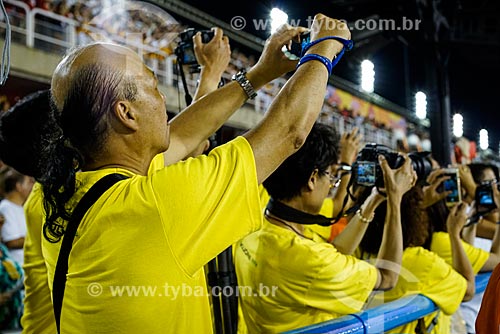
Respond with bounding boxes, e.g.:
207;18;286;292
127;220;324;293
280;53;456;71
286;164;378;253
52;173;129;333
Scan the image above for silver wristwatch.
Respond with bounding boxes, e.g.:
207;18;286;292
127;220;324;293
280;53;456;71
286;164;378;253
231;69;257;100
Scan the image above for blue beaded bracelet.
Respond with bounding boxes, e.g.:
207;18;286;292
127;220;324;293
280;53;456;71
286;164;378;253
296;54;333;75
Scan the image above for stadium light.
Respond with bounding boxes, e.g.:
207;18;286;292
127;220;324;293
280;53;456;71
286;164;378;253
452;113;463;138
415;91;427;120
361;60;375;93
270;8;288;34
479;129;489;150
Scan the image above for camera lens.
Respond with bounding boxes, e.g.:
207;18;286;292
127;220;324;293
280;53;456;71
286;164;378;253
408;152;432;184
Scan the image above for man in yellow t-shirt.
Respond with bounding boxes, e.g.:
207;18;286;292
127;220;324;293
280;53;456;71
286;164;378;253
19;15;352;333
235;123;416;333
18;24;230;334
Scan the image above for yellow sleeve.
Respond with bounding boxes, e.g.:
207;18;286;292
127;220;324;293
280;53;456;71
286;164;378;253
431;232;489;274
258;185;270;211
151;137;262;275
147;153;165;174
419;251;467;315
21;183;57;333
305;243;378;314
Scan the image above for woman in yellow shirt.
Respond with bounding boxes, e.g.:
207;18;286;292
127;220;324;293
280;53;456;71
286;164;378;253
358;185;475;334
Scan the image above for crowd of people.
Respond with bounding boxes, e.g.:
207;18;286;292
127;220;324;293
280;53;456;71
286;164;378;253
0;9;499;334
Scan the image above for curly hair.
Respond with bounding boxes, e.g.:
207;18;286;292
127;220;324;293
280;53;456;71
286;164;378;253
359;186;432;256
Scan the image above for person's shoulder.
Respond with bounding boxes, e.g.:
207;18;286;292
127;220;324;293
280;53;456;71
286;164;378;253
209;137;252;156
404;246;448;270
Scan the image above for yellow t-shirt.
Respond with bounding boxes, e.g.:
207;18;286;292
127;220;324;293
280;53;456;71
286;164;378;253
24;137;262;333
22;182;56;334
235;218;378;333
365;247;467;334
430;231;489;274
309;198;335;241
21;154;166;334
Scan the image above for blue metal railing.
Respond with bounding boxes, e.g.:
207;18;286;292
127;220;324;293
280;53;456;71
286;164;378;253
284;272;492;334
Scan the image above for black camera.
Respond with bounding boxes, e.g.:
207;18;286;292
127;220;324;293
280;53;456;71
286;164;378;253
475;180;499;214
353;143;432;188
282;32;311;60
174;28;215;65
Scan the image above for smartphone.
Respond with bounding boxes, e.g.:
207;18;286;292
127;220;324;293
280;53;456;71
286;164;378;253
355;161;376;186
443;168;461;206
475;181;497;214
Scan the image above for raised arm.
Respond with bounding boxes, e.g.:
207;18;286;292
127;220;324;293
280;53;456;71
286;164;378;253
332;187;385;255
447;202;476;301
191;28;232;102
373;155;416;290
332;127;362;217
164;26;305;166
244;14;351;183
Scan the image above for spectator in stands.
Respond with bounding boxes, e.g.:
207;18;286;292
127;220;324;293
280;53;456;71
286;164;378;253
0;213;24;331
359;185;475;334
0;168;34;265
21;14;351;332
235;122;415;333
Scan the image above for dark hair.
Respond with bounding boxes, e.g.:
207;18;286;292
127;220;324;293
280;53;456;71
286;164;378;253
263;123;339;201
0;90;53;179
427;199;448;234
1;168;26;194
40;62;137;243
359;186;431;255
469;163;499;183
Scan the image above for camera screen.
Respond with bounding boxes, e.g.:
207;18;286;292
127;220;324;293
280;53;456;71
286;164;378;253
476;183;497;214
356;161;376;186
181;45;197;64
479;190;494;205
444;172;460;205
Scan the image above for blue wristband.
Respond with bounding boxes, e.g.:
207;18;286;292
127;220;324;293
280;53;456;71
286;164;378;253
301;36;354;57
296;54;333;75
301;36;354;69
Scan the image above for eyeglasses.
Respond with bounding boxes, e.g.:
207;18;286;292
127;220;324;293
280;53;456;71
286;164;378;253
323;170;341;188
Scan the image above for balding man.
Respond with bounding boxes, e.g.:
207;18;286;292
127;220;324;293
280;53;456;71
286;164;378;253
23;15;350;333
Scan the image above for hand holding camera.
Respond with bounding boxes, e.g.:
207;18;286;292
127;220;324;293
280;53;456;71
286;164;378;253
421;168;452;208
192;27;231;78
446;202;469;236
251;24;308;85
352;143;432;189
379;153;417;200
